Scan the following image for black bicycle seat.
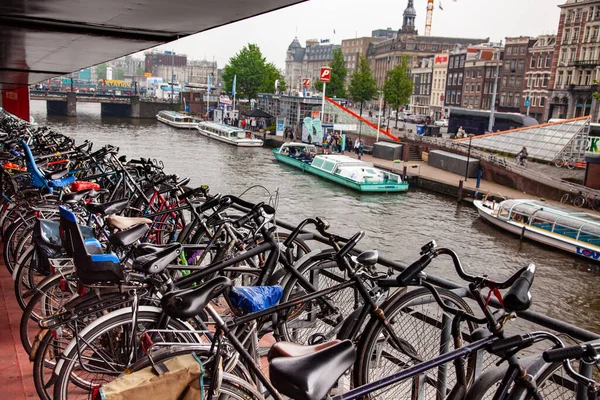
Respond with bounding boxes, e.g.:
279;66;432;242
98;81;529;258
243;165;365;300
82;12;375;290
132;243;181;275
108;223;149;248
269;340;356;400
62;189;93;204
161;276;231;320
86;198;129;215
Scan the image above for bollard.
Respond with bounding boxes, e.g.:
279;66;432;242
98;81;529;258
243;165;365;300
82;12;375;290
457;180;464;203
403;165;408;181
476;170;482;189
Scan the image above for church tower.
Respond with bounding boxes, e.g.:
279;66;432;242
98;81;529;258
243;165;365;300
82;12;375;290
400;0;417;34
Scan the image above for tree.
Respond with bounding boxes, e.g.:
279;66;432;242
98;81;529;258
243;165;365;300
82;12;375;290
222;44;268;100
261;62;286;94
348;55;378;118
96;63;108;80
314;48;347;98
136;65;145;76
115;68;125;81
383;55;414;128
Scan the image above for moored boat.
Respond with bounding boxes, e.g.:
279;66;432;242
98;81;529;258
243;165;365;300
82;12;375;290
473;198;600;262
197;121;263;147
156;110;201;129
273;142;409;193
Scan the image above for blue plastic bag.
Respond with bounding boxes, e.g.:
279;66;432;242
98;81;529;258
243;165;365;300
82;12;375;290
228;285;283;314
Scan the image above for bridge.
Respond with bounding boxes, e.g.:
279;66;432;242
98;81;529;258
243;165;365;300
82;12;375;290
29;90;180;118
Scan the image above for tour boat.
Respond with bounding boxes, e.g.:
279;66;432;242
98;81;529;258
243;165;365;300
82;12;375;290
156;110;201;129
473;198;600;262
197;121;263;147
272;142;409;193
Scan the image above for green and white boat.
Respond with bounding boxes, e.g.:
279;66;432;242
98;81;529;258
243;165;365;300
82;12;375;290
273;142;409;193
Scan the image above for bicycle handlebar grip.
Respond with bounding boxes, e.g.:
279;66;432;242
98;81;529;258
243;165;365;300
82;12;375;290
223;195;256;210
198;196;221;212
543;344;595;363
488;335;530;354
336;231;363;260
397;253;434;286
504;264;535;313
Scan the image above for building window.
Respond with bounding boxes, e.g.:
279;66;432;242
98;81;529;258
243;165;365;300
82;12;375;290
545;54;551;68
516;76;522;87
509;76;515;87
508;92;513;107
463;96;468;106
486;68;491;78
567;71;573;85
451;91;456;103
502;76;507;87
594;26;599;41
586;70;592;85
484;82;489;93
530;55;536;68
500;92;506;106
466;70;471;78
514;94;520;108
510;59;517;70
543;73;549;87
574;27;580;43
517;60;525;71
458;72;463;85
540;96;546;107
457;91;461;104
459;56;465;68
585;26;591;42
532;96;537;106
449;57;455;69
453;74;458;85
471;83;475;92
475;96;480;107
537;55;543;68
504;60;511;71
564;28;571;44
476;83;481;92
557;72;563;87
507;47;512;56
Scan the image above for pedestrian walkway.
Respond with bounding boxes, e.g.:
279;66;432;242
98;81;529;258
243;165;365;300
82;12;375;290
0;253;36;399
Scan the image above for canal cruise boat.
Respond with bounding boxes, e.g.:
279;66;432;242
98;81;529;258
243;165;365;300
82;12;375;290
197;121;263;147
156;110;201;129
473;198;600;262
272;142;409;193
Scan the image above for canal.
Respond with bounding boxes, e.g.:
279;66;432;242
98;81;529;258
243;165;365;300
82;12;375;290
31;101;600;334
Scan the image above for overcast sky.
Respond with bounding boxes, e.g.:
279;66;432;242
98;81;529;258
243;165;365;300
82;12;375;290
140;0;564;70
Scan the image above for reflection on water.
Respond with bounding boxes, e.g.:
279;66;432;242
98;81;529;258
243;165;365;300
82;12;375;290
31;101;600;333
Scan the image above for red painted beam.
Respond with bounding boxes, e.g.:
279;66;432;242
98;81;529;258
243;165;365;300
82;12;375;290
2;87;30;122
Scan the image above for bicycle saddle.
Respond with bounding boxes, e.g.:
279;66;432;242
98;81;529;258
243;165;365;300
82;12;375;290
269;340;356;400
62;189;94;204
161;276;232;320
132;243;182;275
86;198;129;216
267;340;341;360
106;215;152;230
44;168;69;180
108;223;149;248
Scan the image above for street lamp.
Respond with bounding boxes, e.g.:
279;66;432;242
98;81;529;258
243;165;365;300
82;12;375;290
376;90;383;142
488;42;503;133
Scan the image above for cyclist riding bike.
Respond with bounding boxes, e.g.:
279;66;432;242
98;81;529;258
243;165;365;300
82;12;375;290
516;146;528;166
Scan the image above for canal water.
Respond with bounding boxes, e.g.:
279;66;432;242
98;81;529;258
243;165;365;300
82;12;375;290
31;101;600;334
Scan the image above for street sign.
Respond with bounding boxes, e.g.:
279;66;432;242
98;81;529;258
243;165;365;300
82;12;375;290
440;94;445;101
144;72;152;77
302;78;311;87
320;67;331;82
525;97;530;107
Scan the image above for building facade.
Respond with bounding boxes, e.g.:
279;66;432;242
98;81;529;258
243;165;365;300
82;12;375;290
410;57;433;115
284;38;341;94
444;49;466;108
144;51;188;84
461;48;501;110
522;35;556;121
188;60;219;89
498;37;533;113
366;0;488;87
257;93;322;128
341;37;385;82
430;52;449;119
547;0;600;121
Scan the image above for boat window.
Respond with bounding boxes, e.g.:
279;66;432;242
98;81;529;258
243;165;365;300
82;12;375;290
579;225;600;246
312;158;324;168
555;217;585;231
498;206;510;219
553;223;580;240
511;203;538;216
322;161;336;172
510;212;529;224
530;215;555;231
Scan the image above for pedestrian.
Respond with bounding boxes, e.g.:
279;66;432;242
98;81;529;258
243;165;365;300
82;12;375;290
358;138;364;159
354;138;360;158
251;118;257;131
457;126;466;138
347;137;353;154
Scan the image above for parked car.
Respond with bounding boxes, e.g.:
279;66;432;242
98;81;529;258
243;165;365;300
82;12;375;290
405;114;416;123
398;112;413;121
413;114;428;124
434;119;448;127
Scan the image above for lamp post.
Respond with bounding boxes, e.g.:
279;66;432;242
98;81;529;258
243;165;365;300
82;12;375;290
488;43;502;133
376;90;383;142
464;134;473;181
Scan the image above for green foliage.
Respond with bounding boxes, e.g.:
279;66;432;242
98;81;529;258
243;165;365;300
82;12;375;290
383;55;414;113
222;44;282;99
314;49;347;98
136;65;145;76
261;62;286;94
115;68;125;81
96;63;108;80
348;56;377;114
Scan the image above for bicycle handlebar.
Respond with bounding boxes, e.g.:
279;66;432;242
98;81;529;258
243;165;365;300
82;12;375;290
543;342;599;363
503;264;535;312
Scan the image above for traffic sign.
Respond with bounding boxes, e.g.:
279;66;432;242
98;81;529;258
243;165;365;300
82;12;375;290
302;78;311;87
320;67;331;82
525;97;530;107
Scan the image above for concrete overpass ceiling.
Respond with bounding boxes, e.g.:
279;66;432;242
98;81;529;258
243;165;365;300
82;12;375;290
0;0;306;90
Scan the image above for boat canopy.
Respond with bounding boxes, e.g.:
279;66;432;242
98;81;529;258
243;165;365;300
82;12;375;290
158;110;199;123
199;121;246;138
497;199;600;246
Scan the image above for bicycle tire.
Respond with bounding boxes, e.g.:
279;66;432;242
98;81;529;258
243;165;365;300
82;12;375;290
573;195;586;208
274;248;364;345
560;194;571;204
555;160;563;168
52;306;197;400
353;287;478;400
13;246;41;311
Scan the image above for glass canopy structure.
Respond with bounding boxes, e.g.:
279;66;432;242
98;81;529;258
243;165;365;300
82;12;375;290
457;117;590;162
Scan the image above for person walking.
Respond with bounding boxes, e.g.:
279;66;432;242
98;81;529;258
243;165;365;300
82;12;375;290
347;137;353;154
354;138;361;158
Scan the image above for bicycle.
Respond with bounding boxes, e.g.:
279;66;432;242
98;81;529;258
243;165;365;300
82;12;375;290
554;155;576;170
561;190;587;208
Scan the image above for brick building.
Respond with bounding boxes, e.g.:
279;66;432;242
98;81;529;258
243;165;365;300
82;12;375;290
522;35;556;121
498;37;534;113
444;49;466;108
547;0;600;121
462;49;502;110
410;57;433;115
144;51;188;84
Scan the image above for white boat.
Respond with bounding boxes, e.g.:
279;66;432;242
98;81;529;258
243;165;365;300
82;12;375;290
473;199;600;262
197;121;263;147
156;110;201;129
273;144;408;193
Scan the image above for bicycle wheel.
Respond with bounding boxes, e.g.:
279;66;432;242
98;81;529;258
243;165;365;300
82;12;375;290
274;249;365;345
555;159;563;168
53;306;197;400
573;195;586;208
560;194;571;204
353;287;478;400
13;246;45;310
